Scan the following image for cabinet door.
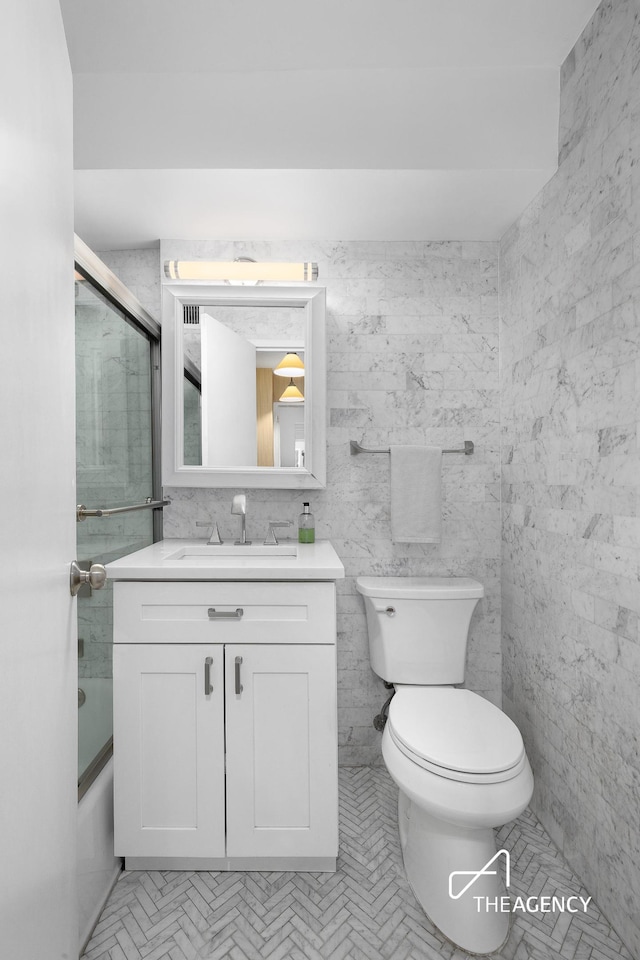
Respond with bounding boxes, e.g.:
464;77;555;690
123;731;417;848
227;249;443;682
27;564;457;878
225;644;337;858
113;644;225;858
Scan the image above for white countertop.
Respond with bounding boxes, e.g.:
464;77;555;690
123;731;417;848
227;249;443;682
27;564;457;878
105;538;345;581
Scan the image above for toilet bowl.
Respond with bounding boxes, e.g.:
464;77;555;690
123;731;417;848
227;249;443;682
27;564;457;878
356;576;534;954
382;685;533;954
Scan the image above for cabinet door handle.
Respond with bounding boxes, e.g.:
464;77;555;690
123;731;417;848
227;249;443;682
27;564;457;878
234;656;243;695
204;656;213;695
208;607;244;620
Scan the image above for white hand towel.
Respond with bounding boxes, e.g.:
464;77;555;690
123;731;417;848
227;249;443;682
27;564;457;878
390;445;442;543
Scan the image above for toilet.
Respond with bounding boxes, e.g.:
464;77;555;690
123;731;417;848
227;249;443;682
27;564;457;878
356;576;533;955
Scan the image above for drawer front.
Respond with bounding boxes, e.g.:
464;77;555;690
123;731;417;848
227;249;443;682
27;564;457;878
113;581;336;645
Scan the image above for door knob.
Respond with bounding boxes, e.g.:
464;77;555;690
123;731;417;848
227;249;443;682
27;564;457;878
70;560;107;597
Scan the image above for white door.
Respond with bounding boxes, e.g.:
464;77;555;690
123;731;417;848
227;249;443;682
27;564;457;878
200;312;257;466
273;402;305;467
225;644;338;858
113;644;225;859
0;3;77;958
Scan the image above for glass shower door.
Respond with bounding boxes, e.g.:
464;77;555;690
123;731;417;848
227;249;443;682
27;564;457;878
75;268;156;797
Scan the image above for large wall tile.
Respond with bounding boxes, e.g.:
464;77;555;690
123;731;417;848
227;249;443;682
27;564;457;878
147;237;502;765
499;0;640;954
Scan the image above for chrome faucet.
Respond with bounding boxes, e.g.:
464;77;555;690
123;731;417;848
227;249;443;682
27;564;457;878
231;494;251;545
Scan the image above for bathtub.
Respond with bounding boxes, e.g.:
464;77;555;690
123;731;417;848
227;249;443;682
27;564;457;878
77;678;121;953
78;678;113;781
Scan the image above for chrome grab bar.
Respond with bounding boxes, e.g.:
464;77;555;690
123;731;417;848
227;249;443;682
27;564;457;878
208;607;244;621
349;439;474;456
76;497;170;521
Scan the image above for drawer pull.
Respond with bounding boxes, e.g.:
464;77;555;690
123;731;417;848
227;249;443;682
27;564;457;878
208;607;244;620
235;656;243;695
204;656;213;695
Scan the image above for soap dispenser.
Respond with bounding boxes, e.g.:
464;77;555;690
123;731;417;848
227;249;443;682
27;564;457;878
298;502;315;543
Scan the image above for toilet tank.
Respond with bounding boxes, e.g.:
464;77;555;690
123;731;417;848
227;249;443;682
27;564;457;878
356;577;484;684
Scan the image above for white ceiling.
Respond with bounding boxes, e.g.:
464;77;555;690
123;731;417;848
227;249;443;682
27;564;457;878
61;0;601;248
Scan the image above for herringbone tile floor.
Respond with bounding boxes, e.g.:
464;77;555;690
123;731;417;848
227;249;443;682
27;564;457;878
82;767;632;960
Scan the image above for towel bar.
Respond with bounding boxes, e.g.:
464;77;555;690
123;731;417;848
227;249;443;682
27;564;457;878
76;497;170;521
350;440;474;456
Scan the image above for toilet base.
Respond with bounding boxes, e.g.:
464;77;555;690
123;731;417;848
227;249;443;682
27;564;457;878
398;791;511;955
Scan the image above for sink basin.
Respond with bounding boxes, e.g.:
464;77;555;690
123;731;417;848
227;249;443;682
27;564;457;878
106;538;344;581
166;543;298;562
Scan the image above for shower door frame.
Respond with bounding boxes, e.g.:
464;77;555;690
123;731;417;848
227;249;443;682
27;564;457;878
75;236;162;799
74;237;162;538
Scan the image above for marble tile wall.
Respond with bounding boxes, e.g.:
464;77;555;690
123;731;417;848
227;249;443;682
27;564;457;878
164;240;502;763
102;239;502;763
499;0;640;954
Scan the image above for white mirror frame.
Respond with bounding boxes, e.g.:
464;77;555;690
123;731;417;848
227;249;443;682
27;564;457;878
162;282;326;489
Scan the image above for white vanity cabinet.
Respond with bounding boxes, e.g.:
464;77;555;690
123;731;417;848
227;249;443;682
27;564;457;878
112;579;338;871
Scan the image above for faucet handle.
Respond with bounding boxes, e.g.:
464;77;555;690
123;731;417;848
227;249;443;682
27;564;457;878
196;520;224;544
264;520;292;545
231;494;246;515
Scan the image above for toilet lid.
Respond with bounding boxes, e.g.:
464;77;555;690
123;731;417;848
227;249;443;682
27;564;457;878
388;687;525;777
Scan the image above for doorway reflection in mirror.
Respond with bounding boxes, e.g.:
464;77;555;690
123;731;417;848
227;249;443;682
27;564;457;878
182;303;305;469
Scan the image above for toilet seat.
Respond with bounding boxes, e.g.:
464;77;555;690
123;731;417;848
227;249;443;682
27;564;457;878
388;686;526;784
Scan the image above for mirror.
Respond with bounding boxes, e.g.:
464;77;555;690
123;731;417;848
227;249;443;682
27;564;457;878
182;306;305;467
162;283;326;488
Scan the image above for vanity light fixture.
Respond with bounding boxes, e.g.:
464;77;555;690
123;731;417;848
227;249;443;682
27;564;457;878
164;260;319;283
278;378;304;403
274;351;305;377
